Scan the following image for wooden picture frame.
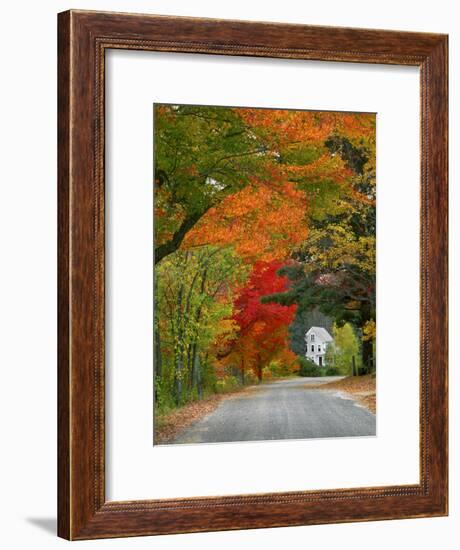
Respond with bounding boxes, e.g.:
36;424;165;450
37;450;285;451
58;10;448;540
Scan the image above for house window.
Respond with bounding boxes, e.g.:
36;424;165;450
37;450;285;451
318;345;321;352
311;334;315;342
311;345;314;352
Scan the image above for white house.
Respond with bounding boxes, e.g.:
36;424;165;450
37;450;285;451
305;326;334;367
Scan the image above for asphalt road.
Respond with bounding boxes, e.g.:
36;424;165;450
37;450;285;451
172;377;376;444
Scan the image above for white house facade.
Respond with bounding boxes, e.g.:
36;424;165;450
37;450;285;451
305;326;333;367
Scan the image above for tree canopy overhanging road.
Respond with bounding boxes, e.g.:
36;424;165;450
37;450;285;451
154;105;377;412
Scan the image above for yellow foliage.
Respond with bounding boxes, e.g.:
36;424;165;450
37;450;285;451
362;320;376;342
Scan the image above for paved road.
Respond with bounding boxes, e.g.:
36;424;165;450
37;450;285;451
172;377;376;444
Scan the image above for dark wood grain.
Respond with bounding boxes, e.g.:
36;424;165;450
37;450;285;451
57;10;70;540
57;10;448;540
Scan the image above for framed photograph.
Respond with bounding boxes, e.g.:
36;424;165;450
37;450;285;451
58;10;448;540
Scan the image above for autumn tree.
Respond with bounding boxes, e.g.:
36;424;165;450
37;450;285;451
264;134;376;372
221;261;297;381
325;323;361;375
154;104;272;263
155;246;246;405
154;105;373;264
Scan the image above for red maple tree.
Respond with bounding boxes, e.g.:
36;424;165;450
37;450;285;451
223;260;298;381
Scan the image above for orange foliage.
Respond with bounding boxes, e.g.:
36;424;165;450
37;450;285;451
282;154;352;183
235;108;375;148
183;177;308;263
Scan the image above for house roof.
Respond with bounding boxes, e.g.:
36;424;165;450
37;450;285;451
306;326;333;342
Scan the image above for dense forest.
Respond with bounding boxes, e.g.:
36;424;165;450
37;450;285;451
154;104;376;413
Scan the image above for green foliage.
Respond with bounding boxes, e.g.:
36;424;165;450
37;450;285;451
200;361;218;395
155;246;247;407
154;104;271;263
326;323;361;375
215;375;241;394
325;366;341;376
280;144;322;166
155;376;177;415
298;357;324;377
268;359;297;378
298;179;346;221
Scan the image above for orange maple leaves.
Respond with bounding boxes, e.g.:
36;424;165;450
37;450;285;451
236;108;375;147
182;176;308;264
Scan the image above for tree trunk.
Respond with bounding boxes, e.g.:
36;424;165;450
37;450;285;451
360;304;375;374
154;325;163;404
187;343;194;390
154;326;162;379
192;351;202;400
174;285;184;404
362;338;373;374
155;207;212;264
174;357;183;405
190;343;198;392
189;269;207;393
154;274;162;403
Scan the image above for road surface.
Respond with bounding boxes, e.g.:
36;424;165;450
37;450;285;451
172;377;376;444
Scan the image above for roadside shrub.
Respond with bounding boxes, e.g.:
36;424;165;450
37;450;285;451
262;366;272;379
215;375;240;394
297;357;324;377
201;361;217;394
329;322;362;375
155;376;176;414
268;359;296;378
325;366;341;376
243;369;259;385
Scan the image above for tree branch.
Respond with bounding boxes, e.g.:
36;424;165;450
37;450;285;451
155;206;213;264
